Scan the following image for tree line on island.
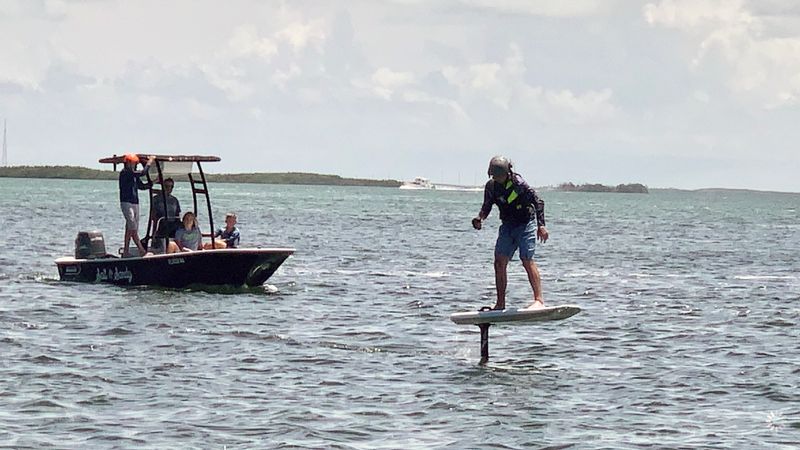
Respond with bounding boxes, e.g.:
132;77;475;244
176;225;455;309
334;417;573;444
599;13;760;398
0;165;401;187
555;182;649;194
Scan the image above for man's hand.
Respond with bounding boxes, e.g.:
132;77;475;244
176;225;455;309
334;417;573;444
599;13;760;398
537;226;549;243
472;217;482;230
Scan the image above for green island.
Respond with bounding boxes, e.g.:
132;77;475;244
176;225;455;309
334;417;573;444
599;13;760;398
555;182;649;194
0;165;401;187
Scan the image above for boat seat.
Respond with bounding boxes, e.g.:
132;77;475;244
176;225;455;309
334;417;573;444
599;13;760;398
154;216;181;238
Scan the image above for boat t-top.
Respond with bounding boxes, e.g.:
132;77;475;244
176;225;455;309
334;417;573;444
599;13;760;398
55;154;294;288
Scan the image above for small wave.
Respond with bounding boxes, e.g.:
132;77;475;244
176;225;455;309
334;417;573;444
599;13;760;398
733;275;797;281
31;355;61;364
765;411;787;431
317;340;385;354
406;300;434;309
52;302;79;309
152;363;185;372
77;394;119;405
333;269;365;275
21;273;61;283
1;337;21;347
19;399;66;409
12;321;48;330
418;271;450;278
564;271;611;278
163;283;282;295
98;327;135;336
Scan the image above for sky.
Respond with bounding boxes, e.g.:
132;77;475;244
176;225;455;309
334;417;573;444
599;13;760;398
2;0;800;191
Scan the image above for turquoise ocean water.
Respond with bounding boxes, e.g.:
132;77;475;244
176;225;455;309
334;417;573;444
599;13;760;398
1;178;798;448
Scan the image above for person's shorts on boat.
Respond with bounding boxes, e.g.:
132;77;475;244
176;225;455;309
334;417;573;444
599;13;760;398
120;202;139;231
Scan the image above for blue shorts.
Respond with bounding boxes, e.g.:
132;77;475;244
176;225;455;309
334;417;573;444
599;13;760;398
495;221;537;260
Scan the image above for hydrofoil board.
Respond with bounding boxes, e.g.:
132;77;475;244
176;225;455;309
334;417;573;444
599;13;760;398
450;305;581;326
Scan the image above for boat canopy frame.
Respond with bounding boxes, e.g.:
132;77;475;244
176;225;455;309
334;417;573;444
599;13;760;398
100;154;223;252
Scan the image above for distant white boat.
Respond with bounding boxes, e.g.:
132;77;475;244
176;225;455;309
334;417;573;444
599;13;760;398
400;176;435;190
399;176;482;192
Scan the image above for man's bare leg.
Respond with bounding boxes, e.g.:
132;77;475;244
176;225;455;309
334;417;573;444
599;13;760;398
130;230;146;255
493;255;509;310
123;230;132;257
521;258;544;308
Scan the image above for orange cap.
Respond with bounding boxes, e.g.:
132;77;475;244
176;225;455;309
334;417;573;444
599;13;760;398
123;153;140;164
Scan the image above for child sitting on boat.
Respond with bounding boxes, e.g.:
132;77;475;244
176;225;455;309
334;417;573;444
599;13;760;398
168;212;202;253
204;212;240;249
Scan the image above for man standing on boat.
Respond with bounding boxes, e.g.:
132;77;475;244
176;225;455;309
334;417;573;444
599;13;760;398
472;156;548;310
119;153;155;257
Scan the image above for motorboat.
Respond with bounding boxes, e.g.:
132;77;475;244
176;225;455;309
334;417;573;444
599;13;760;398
55;154;294;288
399;176;482;192
399;176;435;190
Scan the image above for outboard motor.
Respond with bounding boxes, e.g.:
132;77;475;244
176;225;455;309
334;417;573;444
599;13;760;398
75;231;107;259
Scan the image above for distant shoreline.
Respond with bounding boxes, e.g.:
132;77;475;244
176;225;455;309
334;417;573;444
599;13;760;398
0;165;402;188
553;182;648;194
1;165;794;194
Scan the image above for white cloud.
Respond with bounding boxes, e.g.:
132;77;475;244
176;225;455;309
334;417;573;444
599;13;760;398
693;90;710;103
272;64;303;90
276;19;327;52
645;0;800;108
441;44;525;109
401;89;468;120
136;94;165;115
196;18;329;102
0;0;24;17
200;63;254;102
296;87;324;104
441;44;617;122
186;98;220;120
443;63;510;108
643;0;752;30
460;0;615;17
370;67;415;99
544;89;617;122
372;67;415;88
0;30;52;89
44;0;68;18
228;25;279;60
76;82;119;112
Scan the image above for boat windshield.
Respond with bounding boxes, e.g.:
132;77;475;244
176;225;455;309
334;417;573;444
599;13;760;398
159;161;195;176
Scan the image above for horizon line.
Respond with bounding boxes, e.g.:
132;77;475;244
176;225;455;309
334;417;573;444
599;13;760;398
1;164;798;195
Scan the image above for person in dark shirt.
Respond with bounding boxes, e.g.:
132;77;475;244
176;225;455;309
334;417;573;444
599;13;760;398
206;212;240;249
119;153;155;257
150;177;181;253
152;178;181;221
472;156;549;310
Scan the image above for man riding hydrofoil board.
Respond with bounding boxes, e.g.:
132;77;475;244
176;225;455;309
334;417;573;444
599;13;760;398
472;156;549;310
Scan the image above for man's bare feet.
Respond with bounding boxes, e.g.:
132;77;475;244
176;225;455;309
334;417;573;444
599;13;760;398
492;303;506;310
524;299;545;310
